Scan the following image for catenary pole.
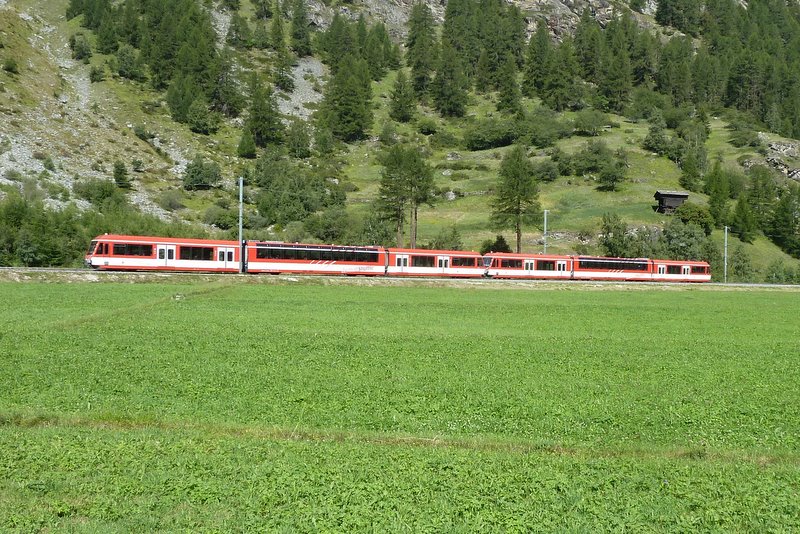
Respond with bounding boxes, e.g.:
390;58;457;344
239;176;244;274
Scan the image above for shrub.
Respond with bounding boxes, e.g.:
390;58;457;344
182;156;222;190
157;189;185;211
3;57;19;74
73;178;125;205
464;118;518;151
417;117;438;135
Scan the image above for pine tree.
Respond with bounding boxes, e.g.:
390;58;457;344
253;0;271;19
473;50;492;94
389;69;416;123
166;73;201;123
119;0;141;48
431;41;469;118
96;13;118;54
320;55;373;142
491;145;541;253
287;119;311;159
113;160;131;189
290;0;312;57
598;26;632;112
377;144;435;248
270;0;285;50
541;37;581;111
210;49;245;118
574;8;603;83
732;194;758;243
522;19;552;97
273;46;295;92
496;55;522;115
247;78;285;147
227;12;252;49
188;97;220;135
406;2;438;97
238;126;257;158
441;0;480;80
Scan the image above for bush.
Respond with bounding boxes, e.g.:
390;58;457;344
3;57;19;74
73;178;125;205
464;118;518;151
533;160;559;182
182;156;222;190
417;117;438;135
89;65;105;82
69;33;92;63
157;189;185;211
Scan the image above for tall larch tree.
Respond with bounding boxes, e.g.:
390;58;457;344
431;40;469;118
290;0;312;57
491;145;541;253
522;19;552;97
406;2;438;97
389;69;416;123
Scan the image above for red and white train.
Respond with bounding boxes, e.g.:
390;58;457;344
85;234;712;282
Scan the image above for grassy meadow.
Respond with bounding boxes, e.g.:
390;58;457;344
1;277;799;530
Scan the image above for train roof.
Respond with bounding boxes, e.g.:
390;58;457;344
92;234;239;246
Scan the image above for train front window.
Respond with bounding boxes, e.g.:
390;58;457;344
87;241;98;255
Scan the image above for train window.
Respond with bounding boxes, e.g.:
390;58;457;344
88;241;98;255
579;259;648;271
112;243;153;256
452;257;477;267
179;246;214;261
537;260;556;271
159;249;166;260
692;266;707;274
500;259;523;269
667;265;682;275
411;255;435;267
168;249;174;260
218;251;225;261
227;251;234;262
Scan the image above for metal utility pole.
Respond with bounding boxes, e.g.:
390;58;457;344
239;176;245;274
543;209;549;254
724;225;728;283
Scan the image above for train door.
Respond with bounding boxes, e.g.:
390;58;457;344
524;260;535;272
157;244;175;266
657;265;666;276
557;261;567;274
218;247;236;269
437;256;450;274
682;265;691;276
395;254;409;274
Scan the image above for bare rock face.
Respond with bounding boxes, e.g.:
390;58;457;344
331;0;622;38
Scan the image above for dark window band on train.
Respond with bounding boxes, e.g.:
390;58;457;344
179;246;214;261
112;243;153;256
500;259;523;269
667;265;682;274
578;258;649;271
254;244;381;263
451;257;479;267
692;266;708;274
411;255;435;268
537;260;556;271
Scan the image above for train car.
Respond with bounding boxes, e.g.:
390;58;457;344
386;248;485;277
484;252;572;279
246;241;388;275
570;256;653;282
86;234;241;272
651;259;711;283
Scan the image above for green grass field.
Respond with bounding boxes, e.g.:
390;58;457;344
1;278;799;530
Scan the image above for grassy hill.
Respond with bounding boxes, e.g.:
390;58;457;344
0;0;798;278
